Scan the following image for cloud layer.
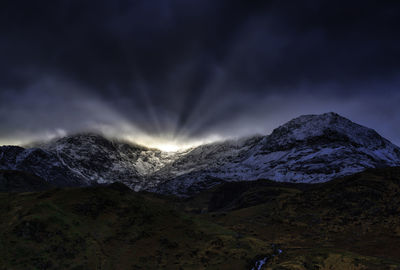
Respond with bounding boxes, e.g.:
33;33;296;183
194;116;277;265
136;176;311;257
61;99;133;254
1;0;400;146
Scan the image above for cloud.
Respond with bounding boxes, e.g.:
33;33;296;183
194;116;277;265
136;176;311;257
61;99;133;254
0;0;400;147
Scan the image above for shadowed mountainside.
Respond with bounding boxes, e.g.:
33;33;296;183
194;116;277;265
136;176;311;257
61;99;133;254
0;170;52;192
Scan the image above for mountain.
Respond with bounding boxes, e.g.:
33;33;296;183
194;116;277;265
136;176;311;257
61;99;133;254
0;145;84;187
39;133;184;191
0;134;184;190
1;167;400;269
1;113;400;195
153;112;400;195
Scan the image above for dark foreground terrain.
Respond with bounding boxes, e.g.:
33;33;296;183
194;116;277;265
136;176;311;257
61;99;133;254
1;167;400;269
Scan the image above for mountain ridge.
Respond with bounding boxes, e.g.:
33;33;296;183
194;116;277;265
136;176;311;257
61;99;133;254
153;112;400;195
1;112;400;195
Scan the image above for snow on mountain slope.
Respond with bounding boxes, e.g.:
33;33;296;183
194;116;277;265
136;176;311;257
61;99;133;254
0;146;83;187
40;133;188;190
1;113;400;195
0;134;184;190
153;113;400;195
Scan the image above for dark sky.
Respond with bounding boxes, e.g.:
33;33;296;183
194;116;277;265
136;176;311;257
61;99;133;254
1;0;400;148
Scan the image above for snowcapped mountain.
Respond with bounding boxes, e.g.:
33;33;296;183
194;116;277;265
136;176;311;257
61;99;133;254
0;134;184;190
0;145;83;187
152;112;400;195
40;134;185;191
1;113;400;195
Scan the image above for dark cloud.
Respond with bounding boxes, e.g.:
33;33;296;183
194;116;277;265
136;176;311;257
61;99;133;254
0;0;400;147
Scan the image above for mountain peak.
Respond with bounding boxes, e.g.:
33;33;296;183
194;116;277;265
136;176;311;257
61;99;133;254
275;112;357;133
266;112;388;150
46;133;152;152
53;132;111;144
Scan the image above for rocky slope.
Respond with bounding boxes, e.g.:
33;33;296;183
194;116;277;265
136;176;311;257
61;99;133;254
153;112;400;195
0;134;183;190
1;112;400;195
0;145;84;187
39;134;184;191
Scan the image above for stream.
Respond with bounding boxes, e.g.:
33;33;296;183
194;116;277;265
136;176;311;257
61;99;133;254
251;245;282;270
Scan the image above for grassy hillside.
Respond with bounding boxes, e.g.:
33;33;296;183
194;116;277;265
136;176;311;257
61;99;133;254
0;183;270;270
1;168;400;269
184;167;400;269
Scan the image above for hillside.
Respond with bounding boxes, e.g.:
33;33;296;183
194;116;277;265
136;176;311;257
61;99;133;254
1;167;400;269
0;181;271;270
183;167;400;269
